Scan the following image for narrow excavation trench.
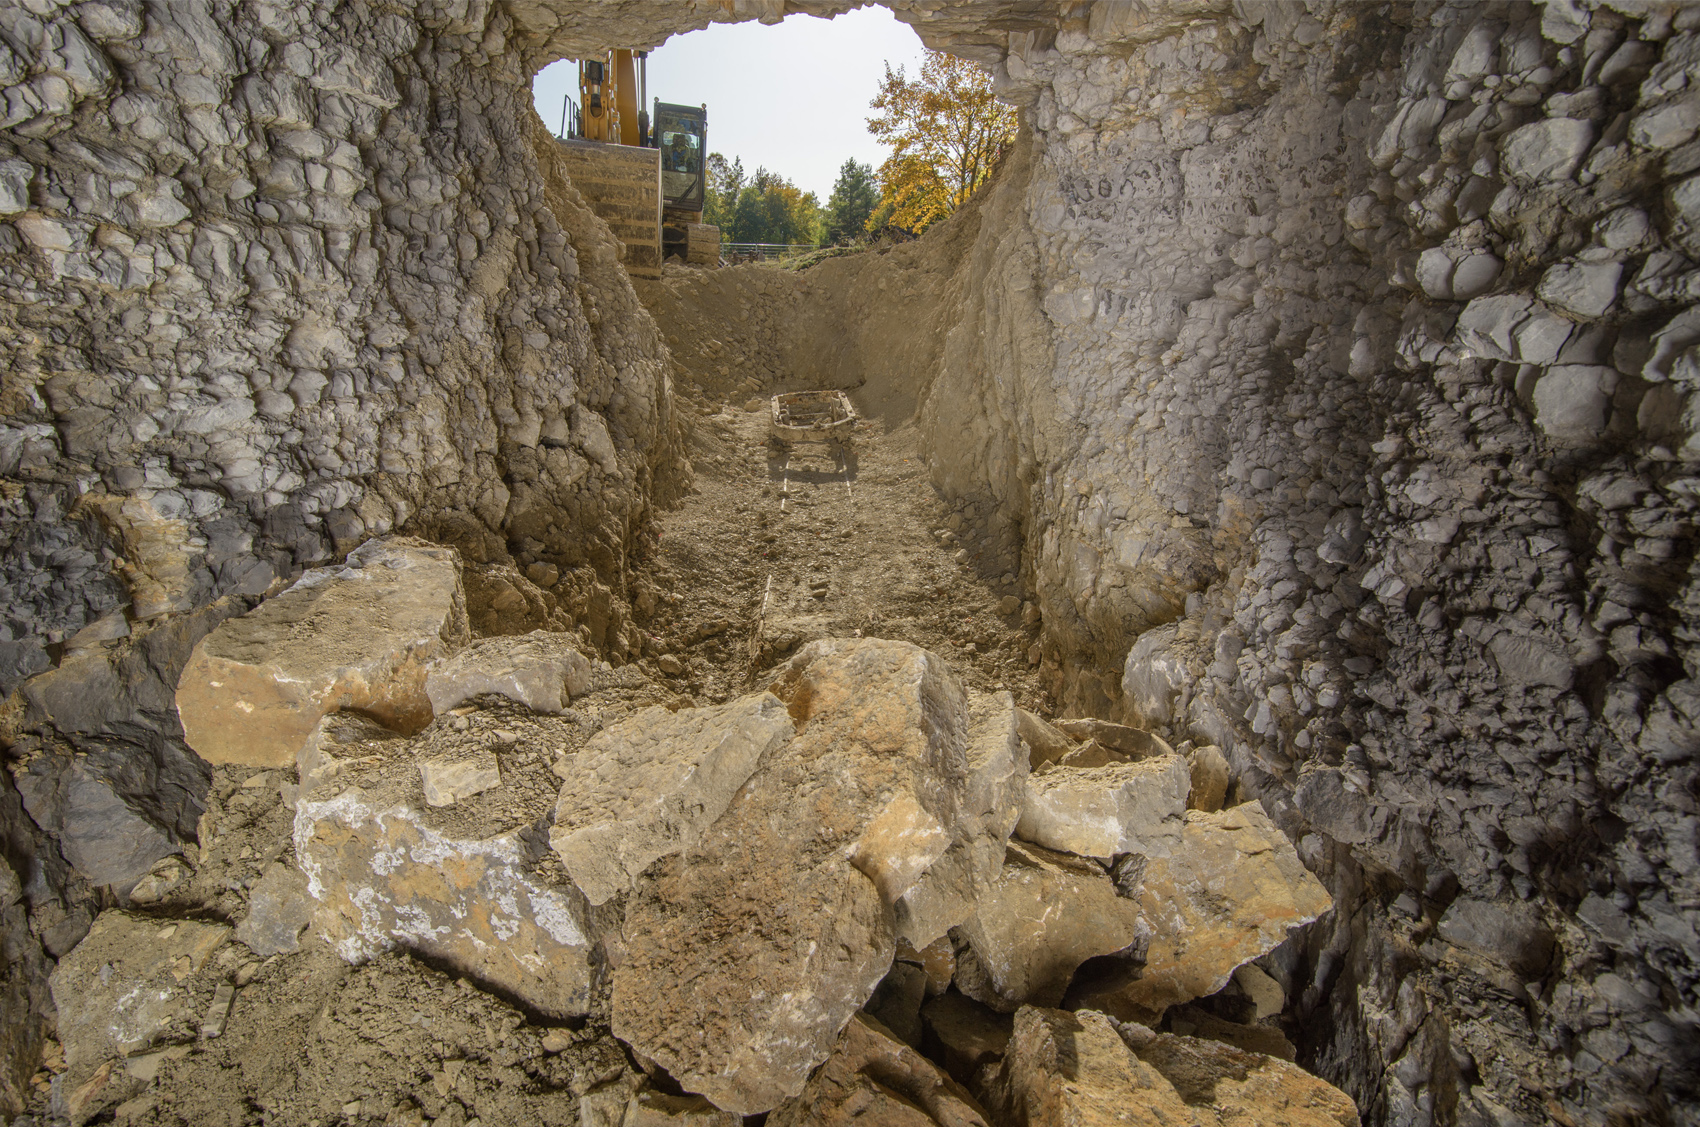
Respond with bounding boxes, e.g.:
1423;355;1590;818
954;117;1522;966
0;4;1696;1127
638;398;1044;711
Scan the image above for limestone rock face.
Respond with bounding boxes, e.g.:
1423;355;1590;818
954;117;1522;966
1113;803;1332;1017
294;714;595;1020
767;1014;991;1127
1015;754;1191;859
610;639;1014;1115
550;693;793;905
424;630;592;715
953;840;1146;1012
176;539;469;768
987;1007;1359;1127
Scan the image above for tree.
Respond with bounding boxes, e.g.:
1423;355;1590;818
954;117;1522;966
703;153;743;231
867;50;1017;235
823;159;878;245
727;167;821;246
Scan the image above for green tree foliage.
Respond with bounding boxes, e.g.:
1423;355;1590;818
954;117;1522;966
727;166;822;246
702;152;743;231
867;50;1017;235
822;159;878;246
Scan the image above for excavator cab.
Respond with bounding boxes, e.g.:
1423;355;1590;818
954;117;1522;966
654;102;706;211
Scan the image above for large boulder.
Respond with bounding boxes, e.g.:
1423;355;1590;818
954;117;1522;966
550;693;794;905
1014;754;1191;859
1106;802;1331;1018
986;1007;1359;1127
610;639;1020;1115
175;538;468;768
294;713;597;1020
768;1014;992;1127
953;840;1147;1012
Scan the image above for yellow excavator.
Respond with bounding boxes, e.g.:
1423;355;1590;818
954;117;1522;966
557;49;715;277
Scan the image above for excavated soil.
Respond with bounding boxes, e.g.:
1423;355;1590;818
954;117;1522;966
635;395;1047;712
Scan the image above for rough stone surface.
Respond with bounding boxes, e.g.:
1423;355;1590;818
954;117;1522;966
550;692;793;905
49;911;229;1123
233;861;313;957
987;1007;1359;1127
176;539;469;768
1112;803;1332;1018
1015;753;1190;858
424;629;592;715
610;639;1012;1115
419;748;502;808
294;713;595;1020
953;840;1146;1013
768;1014;991;1127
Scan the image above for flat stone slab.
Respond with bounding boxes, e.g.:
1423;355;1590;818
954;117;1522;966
1015;753;1190;859
551;692;794;905
425;629;591;715
294;713;595;1020
176;538;468;768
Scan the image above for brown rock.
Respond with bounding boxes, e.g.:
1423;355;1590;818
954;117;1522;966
612;639;1009;1114
551;693;793;905
1014;708;1074;767
1110;802;1331;1017
1014;754;1190;859
768;1014;991;1127
423;629;590;715
920;992;1013;1086
987;1007;1358;1127
1186;744;1231;812
175;538;468;768
1052;718;1173;759
953;840;1146;1012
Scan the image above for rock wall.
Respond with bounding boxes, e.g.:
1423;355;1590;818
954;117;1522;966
2;1;1698;1125
637;2;1700;1124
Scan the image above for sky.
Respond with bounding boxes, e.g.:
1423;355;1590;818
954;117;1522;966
530;6;928;201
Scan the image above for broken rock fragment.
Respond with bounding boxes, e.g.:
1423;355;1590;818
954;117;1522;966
234;861;313;956
611;639;1009;1115
424;629;591;715
953;839;1146;1012
1109;802;1331;1018
986;1007;1358;1127
175;538;469;768
419;747;502;807
767;1014;991;1127
1015;753;1190;859
294;714;595;1020
50;911;229;1123
550;692;793;905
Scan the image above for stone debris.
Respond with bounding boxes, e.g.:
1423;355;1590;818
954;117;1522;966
175;539;469;768
550;693;793;905
1015;753;1191;859
767;1014;991;1127
418;748;502;808
423;630;592;715
986;1007;1359;1127
952;840;1147;1012
293;713;596;1020
920;992;1013;1086
1103;803;1332;1019
233;862;314;956
49;911;229;1122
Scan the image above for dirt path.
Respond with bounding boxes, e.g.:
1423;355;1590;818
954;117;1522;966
634;395;1049;712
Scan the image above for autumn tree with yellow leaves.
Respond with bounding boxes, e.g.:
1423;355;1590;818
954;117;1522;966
866;50;1018;236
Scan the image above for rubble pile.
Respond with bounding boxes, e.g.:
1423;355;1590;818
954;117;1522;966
32;543;1349;1124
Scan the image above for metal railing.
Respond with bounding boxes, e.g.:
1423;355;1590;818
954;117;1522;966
723;243;820;262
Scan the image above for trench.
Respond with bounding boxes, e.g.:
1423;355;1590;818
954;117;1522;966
0;3;1696;1127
